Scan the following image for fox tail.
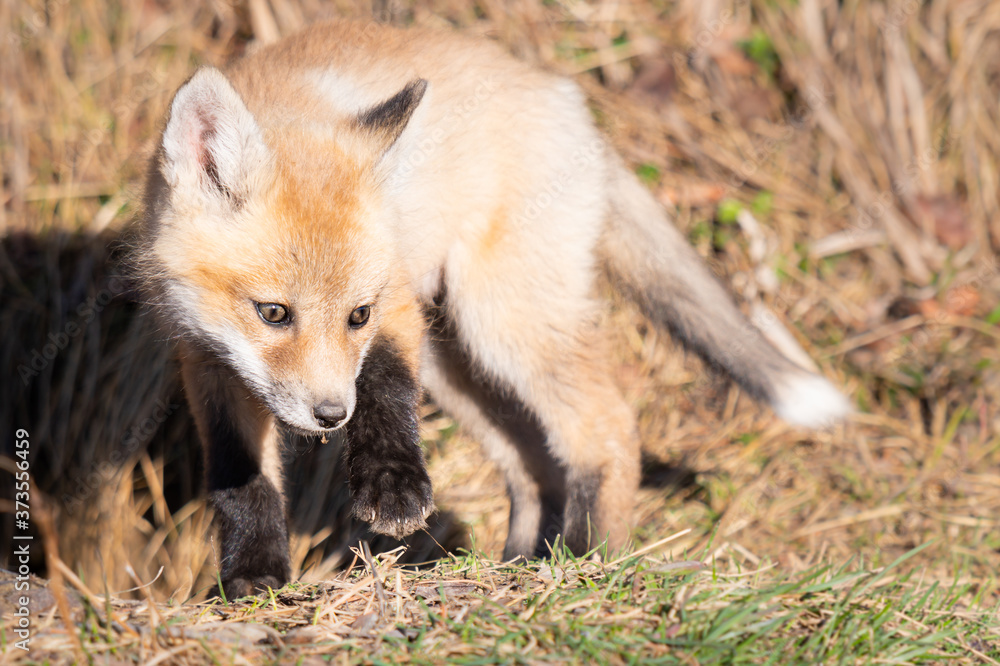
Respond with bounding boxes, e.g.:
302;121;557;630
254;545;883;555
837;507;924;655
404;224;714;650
599;158;851;428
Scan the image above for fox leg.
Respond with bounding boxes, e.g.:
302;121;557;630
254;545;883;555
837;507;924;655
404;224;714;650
443;280;640;556
517;334;639;556
344;333;434;539
180;344;290;599
343;294;433;539
420;312;566;560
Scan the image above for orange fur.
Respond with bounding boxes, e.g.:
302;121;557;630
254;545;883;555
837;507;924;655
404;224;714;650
138;19;849;579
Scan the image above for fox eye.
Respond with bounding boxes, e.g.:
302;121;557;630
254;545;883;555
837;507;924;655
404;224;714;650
348;305;371;328
256;302;290;325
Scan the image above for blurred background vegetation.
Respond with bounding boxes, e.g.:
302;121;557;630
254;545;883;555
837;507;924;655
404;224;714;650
1;0;999;609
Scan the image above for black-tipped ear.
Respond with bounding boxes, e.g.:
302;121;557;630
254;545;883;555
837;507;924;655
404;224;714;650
356;79;428;153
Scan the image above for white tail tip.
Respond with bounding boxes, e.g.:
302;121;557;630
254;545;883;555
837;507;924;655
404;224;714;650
772;373;852;429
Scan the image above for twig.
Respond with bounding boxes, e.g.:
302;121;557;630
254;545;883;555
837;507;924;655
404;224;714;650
126;562;163;652
793;505;910;538
360;541;387;618
606;529;693;568
50;558;140;638
34;494;87;663
826;315;925;356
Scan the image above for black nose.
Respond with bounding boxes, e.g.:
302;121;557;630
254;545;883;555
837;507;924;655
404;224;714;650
313;401;347;429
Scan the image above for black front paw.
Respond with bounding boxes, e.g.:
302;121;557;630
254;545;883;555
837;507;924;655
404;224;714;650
350;461;434;539
210;477;291;600
221;574;287;601
347;334;434;539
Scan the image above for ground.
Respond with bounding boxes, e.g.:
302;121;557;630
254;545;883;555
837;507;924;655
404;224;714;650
1;0;999;663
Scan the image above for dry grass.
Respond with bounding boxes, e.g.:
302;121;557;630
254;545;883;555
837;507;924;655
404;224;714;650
4;542;999;664
2;0;999;661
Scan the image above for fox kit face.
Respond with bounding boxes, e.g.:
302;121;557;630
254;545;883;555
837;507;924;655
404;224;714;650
147;68;426;433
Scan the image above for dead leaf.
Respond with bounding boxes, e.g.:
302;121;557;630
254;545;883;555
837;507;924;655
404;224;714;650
165;621;278;645
915;194;971;249
284;625;327;644
912;284;979;320
712;47;758;76
916;298;941;318
732;88;780;125
413;581;480;601
630;55;677;104
658;182;727;207
349;612;379;635
943;285;980;316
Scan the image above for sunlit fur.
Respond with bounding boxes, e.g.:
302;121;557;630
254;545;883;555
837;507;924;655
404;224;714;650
137;20;850;572
144;82;415;432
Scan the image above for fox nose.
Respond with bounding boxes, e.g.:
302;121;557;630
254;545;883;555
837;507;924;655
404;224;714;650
313;401;347;429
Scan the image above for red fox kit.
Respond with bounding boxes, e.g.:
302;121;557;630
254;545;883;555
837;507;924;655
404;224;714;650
137;20;850;598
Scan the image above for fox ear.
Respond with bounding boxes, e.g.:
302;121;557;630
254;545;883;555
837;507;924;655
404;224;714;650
161;67;271;209
355;79;428;156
